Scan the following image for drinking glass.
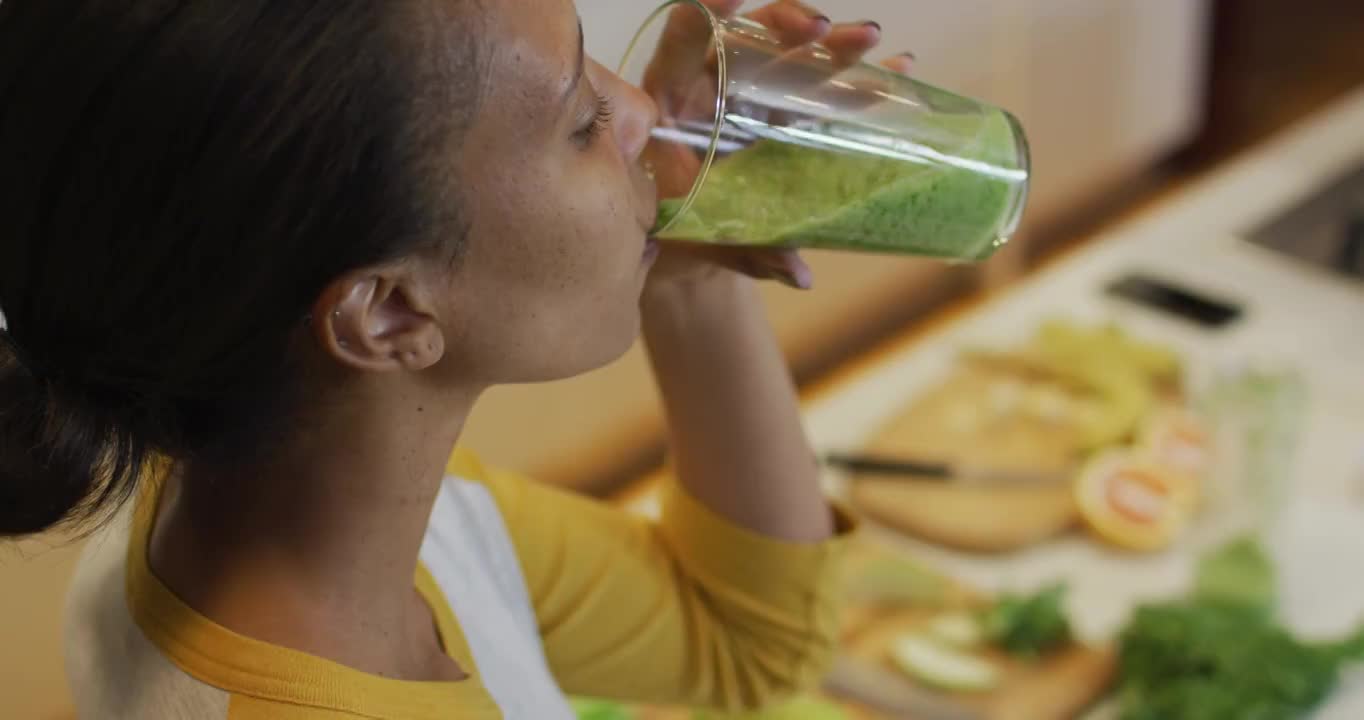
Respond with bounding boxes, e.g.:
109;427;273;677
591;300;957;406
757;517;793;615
620;0;1031;260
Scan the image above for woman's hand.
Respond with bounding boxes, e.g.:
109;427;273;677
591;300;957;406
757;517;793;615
639;0;916;296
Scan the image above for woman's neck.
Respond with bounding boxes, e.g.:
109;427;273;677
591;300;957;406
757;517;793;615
148;382;478;681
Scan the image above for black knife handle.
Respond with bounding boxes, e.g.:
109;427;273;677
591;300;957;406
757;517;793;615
823;452;951;479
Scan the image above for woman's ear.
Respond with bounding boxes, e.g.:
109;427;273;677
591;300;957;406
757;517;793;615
310;267;446;373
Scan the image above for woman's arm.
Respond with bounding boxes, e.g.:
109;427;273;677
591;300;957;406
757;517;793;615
641;273;834;543
635;0;895;543
444;270;853;712
451;450;850;711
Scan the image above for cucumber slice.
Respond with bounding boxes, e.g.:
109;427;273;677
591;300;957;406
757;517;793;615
927;612;986;649
890;634;999;692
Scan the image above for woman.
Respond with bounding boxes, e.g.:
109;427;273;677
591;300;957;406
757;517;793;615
0;0;911;717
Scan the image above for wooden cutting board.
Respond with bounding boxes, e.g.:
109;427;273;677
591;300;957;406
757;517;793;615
822;542;1116;720
838;609;1117;720
847;364;1086;552
849;480;1079;553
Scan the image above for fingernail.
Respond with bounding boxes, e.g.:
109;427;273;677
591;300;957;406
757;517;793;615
864;21;882;34
775;268;812;291
898;51;917;61
813;14;832;27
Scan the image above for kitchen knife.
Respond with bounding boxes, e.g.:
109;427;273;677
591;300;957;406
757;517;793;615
824;452;1068;487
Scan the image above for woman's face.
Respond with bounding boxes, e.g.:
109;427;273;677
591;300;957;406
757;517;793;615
434;0;661;385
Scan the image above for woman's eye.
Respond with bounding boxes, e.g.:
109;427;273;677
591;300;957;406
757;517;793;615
573;94;613;147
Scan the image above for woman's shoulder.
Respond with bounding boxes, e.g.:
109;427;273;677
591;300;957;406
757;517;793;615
445;446;491;481
443;447;541;512
63;501;236;718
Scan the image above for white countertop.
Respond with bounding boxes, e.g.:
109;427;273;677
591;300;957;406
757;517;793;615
803;87;1364;717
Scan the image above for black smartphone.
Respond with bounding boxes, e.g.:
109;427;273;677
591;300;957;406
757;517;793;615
1104;272;1244;329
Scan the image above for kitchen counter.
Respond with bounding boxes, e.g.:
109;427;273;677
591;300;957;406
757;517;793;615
622;86;1364;716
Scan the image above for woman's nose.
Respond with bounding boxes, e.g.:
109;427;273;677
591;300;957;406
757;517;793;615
594;60;659;162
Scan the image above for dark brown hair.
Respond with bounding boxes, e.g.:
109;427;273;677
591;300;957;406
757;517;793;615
0;0;484;536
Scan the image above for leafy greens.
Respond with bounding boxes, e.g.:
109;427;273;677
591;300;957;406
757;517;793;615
1117;536;1364;720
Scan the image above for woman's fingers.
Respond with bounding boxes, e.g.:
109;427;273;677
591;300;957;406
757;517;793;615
699;0;745;18
747;248;813;289
734;20;878;96
881;52;916;76
727;17;887;118
820;21;883;69
743;2;883;62
649;1;898;98
650;1;897;85
659;243;814;290
744;1;831;47
644;1;730;95
730;247;812;289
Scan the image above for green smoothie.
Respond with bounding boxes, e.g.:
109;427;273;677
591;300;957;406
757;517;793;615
654;111;1024;260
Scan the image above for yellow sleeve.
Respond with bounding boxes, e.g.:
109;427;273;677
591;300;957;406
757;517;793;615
447;450;855;712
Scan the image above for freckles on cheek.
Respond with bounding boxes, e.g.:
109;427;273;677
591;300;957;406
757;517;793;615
513;187;591;293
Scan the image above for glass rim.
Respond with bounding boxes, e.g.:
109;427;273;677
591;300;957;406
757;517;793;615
618;0;728;235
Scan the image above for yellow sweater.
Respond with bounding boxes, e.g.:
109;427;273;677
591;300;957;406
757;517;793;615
63;449;852;718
